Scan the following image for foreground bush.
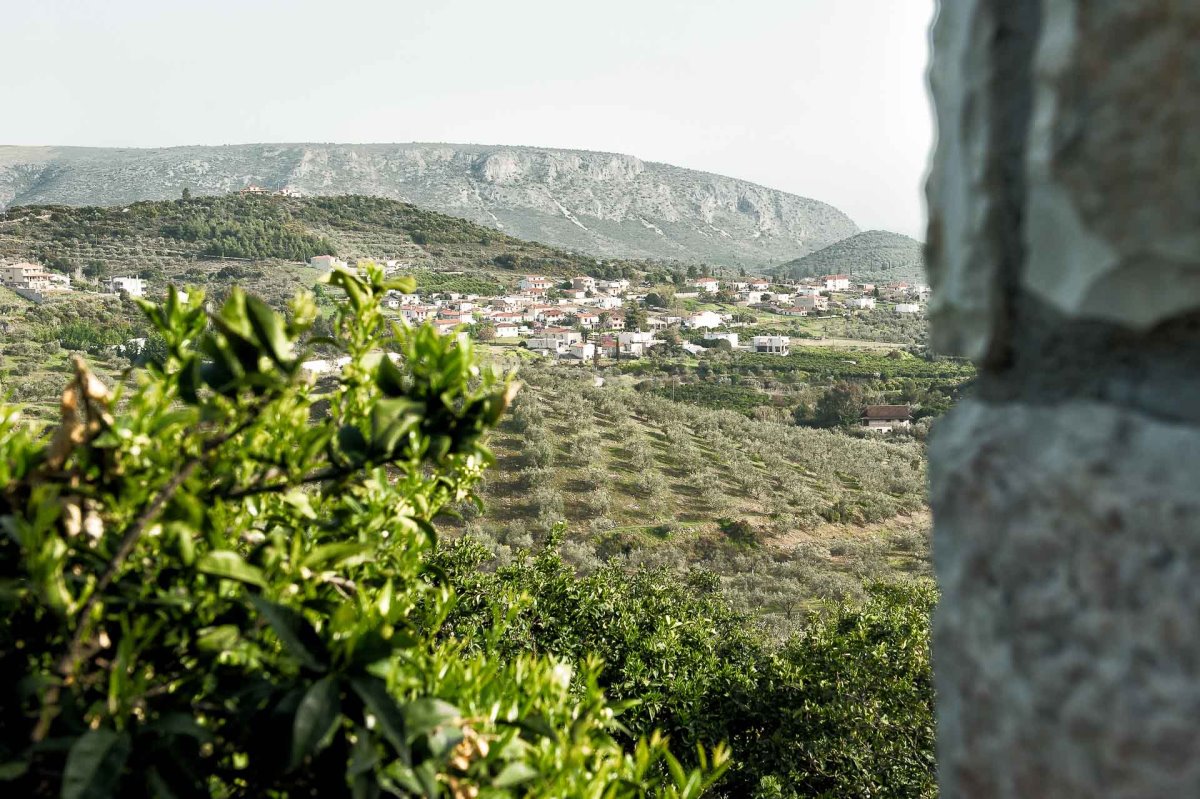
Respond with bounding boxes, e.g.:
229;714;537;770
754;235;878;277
437;538;937;798
0;265;726;797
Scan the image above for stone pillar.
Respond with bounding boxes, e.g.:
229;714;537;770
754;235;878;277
925;1;1200;796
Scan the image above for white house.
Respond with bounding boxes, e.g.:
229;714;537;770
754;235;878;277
851;297;877;310
564;341;597;362
597;278;630;295
494;323;520;338
1;262;71;293
861;405;913;433
519;275;555;292
685;311;724;330
309;255;348;270
692;277;720;294
571;275;597;292
822;274;851;291
108;276;146;297
752;335;790;355
896;303;921;314
617;331;657;357
527;327;581;355
793;295;829;312
704;332;739;348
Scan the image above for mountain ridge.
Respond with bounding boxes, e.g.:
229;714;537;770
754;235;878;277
0;143;859;268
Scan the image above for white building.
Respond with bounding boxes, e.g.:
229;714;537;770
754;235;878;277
691;277;720;294
704;332;739;348
861;405;913;433
108;276;146;297
564;341;597;361
851;297;877;310
597;278;630;295
896;303;921;314
685;311;724;330
793;295;829;312
519;275;555;292
0;262;71;293
309;255;348;270
752;335;791;355
823;274;851;291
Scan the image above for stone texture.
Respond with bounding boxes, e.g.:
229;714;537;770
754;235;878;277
925;0;1041;364
931;401;1200;797
926;0;1200;795
1023;0;1200;329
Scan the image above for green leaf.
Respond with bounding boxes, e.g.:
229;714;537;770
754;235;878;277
493;761;538;788
61;728;131;799
349;676;409;764
291;676;342;769
250;596;330;672
302;541;372;570
402;698;460;739
376;354;408;398
245;294;294;366
196;625;240;654
337;425;368;463
196;551;266;588
503;713;557;743
146;713;215;744
0;759;29;781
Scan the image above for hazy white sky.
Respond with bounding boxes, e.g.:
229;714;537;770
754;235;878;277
4;0;935;237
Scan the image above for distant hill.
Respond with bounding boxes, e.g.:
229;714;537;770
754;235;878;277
0;143;859;268
773;230;925;283
0;194;670;308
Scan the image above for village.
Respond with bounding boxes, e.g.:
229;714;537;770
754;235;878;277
0;250;930;434
303;254;930;363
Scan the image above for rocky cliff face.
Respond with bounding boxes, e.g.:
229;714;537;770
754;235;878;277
0;143;858;267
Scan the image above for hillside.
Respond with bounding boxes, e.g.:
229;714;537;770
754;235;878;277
445;360;934;638
0;194;667;308
774;229;925;283
0;143;859;268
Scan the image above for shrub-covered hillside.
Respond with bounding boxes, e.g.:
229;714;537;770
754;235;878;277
0;194;662;305
444;362;935;636
774;229;924;283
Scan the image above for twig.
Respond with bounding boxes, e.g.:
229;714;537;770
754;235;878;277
33;458;201;742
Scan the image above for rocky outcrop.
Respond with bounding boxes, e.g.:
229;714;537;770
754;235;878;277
926;1;1200;796
0;143;858;267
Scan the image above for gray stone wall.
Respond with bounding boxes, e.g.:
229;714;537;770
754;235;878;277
925;1;1200;795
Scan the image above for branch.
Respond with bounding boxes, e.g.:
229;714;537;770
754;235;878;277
33;458;201;743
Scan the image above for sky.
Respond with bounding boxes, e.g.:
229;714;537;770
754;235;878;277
3;0;936;238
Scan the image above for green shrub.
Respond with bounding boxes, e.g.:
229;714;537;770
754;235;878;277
0;266;725;798
436;538;938;798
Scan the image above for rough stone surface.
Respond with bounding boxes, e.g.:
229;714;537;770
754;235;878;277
925;0;1040;363
926;0;1200;795
1023;0;1200;329
931;401;1200;797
